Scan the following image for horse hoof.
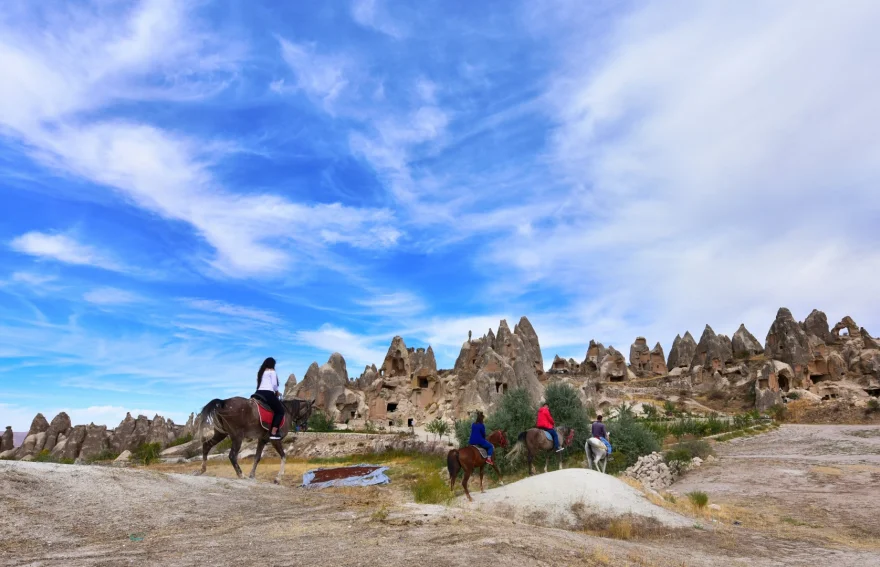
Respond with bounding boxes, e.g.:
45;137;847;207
273;479;280;485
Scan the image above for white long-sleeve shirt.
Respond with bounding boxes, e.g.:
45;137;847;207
258;369;279;393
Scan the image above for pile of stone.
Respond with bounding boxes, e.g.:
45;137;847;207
624;452;711;490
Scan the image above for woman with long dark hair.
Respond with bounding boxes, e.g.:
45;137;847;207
253;357;285;440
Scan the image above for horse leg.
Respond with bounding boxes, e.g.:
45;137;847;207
196;431;227;476
600;455;607;474
249;438;267;479
527;449;534;476
544;453;549;474
490;461;504;486
271;438;286;485
479;465;485;493
228;436;244;478
462;465;473;502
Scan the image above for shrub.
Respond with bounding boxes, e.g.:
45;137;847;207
214;437;232;453
425;418;450;441
641;404;659;419
663;400;677;416
132;442;162;465
485;388;538;463
363;420;377;434
664;440;713;464
454;418;473;449
787;391;801;400
687;491;709;509
411;472;449;504
308;410;336;432
32;450;55;463
543;383;592;449
770;404;787;422
607;413;661;473
167;433;193;448
867;399;879;412
87;449;120;463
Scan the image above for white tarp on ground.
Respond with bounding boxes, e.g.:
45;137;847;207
301;464;390;489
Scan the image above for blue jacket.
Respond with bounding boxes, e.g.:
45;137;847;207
469;422;487;445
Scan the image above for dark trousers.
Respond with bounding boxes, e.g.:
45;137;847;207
539;427;559;449
253;391;285;429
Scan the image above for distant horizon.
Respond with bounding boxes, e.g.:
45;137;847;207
3;1;879;431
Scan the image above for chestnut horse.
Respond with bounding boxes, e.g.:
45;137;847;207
508;426;575;475
194;396;313;484
447;430;508;501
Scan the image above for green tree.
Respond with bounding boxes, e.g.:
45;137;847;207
542;382;592;449
425;418;450;442
606;413;661;473
308;410;336;432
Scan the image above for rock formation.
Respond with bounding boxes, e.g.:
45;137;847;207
667;332;696;369
764;308;811;385
691;326;732;374
649;343;668;374
804;309;832;343
78;424;109;461
599;346;628;382
831;316;860;340
290;354;364;422
732;324;763;358
1;426;13;453
16;413;49;457
43;412;71;453
283;373;297;399
629;337;650;374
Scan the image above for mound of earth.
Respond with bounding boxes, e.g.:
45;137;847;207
460;469;690;528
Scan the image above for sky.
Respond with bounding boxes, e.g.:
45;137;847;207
2;0;879;431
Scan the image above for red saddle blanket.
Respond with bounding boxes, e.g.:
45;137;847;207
251;398;286;431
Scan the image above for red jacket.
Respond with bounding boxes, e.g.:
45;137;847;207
536;406;555;429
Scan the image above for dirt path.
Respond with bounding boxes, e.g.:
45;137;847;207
2;426;880;567
673;424;880;548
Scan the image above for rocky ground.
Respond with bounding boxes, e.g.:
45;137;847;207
2;425;879;566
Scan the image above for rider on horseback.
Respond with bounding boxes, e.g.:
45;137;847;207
468;411;495;466
253;357;285;440
537;402;564;452
591;414;612;454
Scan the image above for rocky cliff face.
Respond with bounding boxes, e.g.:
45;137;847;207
290;353;365;423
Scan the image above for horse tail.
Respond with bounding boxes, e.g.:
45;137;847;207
447;449;460;483
197;398;226;436
507;432;527;462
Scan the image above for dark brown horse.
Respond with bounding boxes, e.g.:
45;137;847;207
446;430;508;501
194;396;313;484
508;426;575;475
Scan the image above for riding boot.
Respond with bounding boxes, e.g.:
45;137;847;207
486;456;495;465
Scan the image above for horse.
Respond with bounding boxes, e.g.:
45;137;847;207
508;426;575;475
446;430;508;502
585;434;610;473
194;396;314;484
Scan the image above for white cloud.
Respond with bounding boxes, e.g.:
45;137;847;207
295;324;388;370
351;0;407;39
183;298;282;325
355;292;425;317
83;287;142;305
278;39;350;107
0;403;188;430
481;0;880;351
1;3;399;279
10;232;122;271
10;272;57;286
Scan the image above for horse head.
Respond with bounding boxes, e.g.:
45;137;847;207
490;429;509;448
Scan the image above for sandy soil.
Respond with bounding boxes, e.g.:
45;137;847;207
673;424;880;546
2;425;880;567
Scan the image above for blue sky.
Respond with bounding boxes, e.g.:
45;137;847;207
2;0;879;430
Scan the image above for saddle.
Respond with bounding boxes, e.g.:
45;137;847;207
470;445;489;459
251;397;287;431
541;430;553;442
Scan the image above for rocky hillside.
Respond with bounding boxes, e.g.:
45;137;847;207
293;309;879;426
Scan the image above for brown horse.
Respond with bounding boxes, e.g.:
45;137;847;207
194;396;313;484
446;430;508;501
508;426;575;475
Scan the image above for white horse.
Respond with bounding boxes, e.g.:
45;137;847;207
584;435;610;473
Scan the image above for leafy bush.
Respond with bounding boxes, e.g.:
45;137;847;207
687;491;709;509
543;383;592;449
664;440;713;464
32;450;75;465
132;442;162;465
770;404;787;422
607;413;661;473
663;400;677;416
425;418;450;441
363;420;377;434
308;410;336;432
87;449;120;463
641;404;659;419
214;437;232;453
867;399;879;412
786;391;801;400
454;418;473;449
167;433;193;448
